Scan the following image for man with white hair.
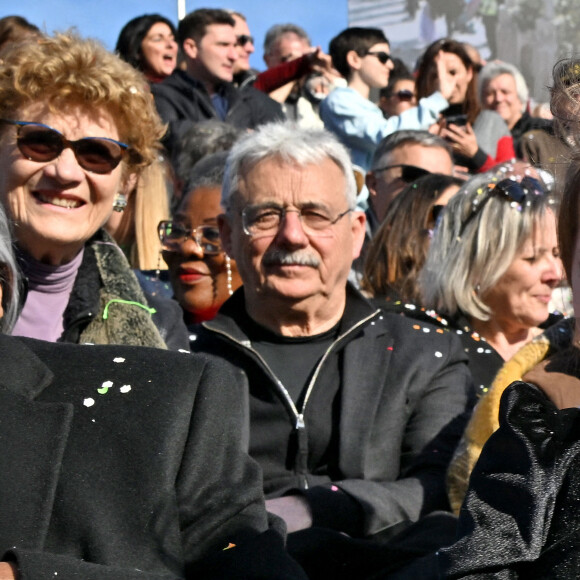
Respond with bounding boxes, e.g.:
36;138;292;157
479;60;553;155
191;122;473;578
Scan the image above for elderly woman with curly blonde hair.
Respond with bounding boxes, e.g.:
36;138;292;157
0;32;187;349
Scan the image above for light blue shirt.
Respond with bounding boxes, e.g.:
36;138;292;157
320;87;449;172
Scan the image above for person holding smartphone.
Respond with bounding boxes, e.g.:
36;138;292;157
415;38;515;174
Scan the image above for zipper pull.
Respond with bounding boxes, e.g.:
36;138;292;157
296;414;305;430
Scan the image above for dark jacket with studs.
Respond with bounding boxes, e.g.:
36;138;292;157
56;229;188;350
191;284;474;538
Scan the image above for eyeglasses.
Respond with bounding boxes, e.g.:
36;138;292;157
241;205;352;238
236;34;254;47
365;51;392;65
394;89;414;101
372;164;431;183
0;119;136;174
458;176;545;239
158;220;222;255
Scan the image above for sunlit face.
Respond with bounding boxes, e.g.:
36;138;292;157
163;185;241;323
483;210;562;331
264;32;309;68
368;143;454;222
232;15;254;74
482;73;523;129
220;157;365;315
0;104;126;264
140;22;178;79
442;52;473;105
358;42;394;89
188;24;238;87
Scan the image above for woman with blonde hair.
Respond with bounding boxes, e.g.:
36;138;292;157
0;31;187;349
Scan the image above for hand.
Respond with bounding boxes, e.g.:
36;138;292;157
0;562;17;580
265;495;313;533
307;47;341;83
441;122;479;158
434;50;455;101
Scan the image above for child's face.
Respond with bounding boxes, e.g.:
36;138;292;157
358;42;393;89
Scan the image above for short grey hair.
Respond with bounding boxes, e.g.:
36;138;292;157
263;23;310;56
221;122;357;211
370;130;452;171
0;203;20;333
181;151;229;199
420;167;557;321
175;120;242;187
479;60;529;114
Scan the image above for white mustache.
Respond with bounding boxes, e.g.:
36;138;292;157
262;249;320;267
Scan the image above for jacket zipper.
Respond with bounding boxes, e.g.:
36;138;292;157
205;309;381;485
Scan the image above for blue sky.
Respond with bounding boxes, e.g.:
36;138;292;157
1;1;349;70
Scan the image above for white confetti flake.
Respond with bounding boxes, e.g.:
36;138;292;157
477;347;484;353
113;357;125;363
178;349;190;353
101;380;113;389
434;351;443;358
422;327;430;333
120;385;132;394
83;398;95;407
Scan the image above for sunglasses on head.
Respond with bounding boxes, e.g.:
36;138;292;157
0;119;135;174
373;163;431;183
236;34;254;47
394;89;414;101
458;176;545;239
365;51;392;65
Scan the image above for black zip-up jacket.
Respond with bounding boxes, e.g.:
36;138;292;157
151;70;285;160
191;285;474;538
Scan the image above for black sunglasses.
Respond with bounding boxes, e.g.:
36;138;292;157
365;51;392;65
0;119;136;174
458;176;545;239
373;164;431;183
236;34;254;47
394;89;414;101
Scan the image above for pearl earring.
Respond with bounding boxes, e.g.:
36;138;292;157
226;255;233;296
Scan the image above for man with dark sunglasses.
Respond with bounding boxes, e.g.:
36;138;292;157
365;130;454;233
320;27;455;174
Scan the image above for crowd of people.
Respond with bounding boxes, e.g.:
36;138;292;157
0;6;579;579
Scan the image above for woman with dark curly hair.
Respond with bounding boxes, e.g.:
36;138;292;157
115;13;178;84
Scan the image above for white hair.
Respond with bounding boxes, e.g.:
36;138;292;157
221;122;357;211
479;60;529;114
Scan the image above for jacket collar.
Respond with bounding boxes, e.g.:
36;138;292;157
0;334;53;399
201;283;382;343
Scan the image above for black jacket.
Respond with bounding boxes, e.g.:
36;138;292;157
192;285;474;538
151;70;285;159
0;335;307;579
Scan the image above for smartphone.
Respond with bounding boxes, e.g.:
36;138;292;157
444;113;468;127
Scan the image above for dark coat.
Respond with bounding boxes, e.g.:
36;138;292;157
57;229;189;351
438;318;580;579
0;334;307;580
192;285;474;539
151;70;285;159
